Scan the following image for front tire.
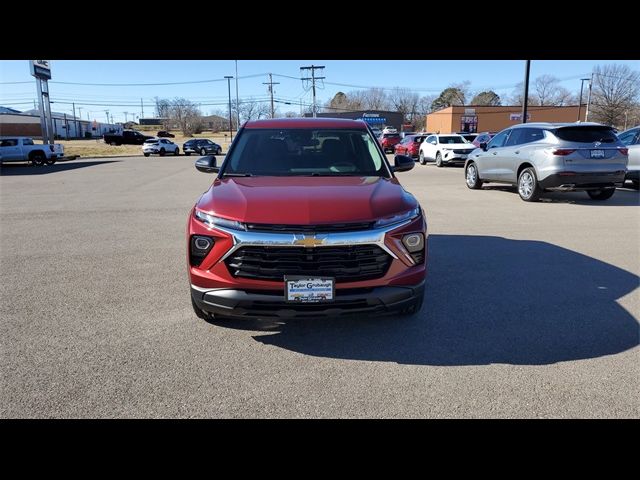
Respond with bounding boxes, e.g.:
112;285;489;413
143;153;150;157
200;148;207;156
185;152;191;156
30;152;45;166
159;148;165;157
518;167;542;202
216;147;222;155
45;158;56;166
419;151;426;165
587;188;615;200
174;148;179;156
465;162;483;189
435;152;443;167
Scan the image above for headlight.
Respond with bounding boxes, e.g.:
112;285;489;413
374;206;420;228
194;209;246;231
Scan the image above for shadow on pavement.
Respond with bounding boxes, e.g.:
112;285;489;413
209;234;639;366
480;185;639;206
0;160;119;176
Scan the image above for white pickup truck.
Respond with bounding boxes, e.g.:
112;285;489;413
0;137;64;166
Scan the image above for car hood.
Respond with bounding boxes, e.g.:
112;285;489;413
196;176;418;224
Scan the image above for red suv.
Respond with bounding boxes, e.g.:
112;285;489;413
188;118;427;320
379;132;401;153
394;134;426;159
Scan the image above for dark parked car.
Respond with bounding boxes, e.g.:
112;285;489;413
157;131;175;138
103;129;154;145
183;138;222;156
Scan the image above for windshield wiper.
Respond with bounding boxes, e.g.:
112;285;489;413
223;172;252;177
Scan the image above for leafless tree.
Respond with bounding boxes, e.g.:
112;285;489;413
533;75;575;106
154;97;170;118
240;97;271;122
389;87;420;121
167;97;202;136
589;64;640;128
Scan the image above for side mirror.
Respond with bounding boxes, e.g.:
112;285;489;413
195;155;219;174
479;142;488;151
392;154;415;173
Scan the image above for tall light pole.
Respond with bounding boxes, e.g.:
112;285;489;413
235;60;240;130
521;60;531;124
224;76;233;141
577;78;589;121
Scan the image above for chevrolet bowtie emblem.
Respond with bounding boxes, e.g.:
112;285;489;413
293;235;326;247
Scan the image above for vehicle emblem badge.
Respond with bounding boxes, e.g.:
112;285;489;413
293;235;326;247
594;141;601;147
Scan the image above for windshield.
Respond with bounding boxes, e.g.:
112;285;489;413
221;128;390;177
439;136;466;144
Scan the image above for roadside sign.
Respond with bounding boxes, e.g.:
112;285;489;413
30;60;51;79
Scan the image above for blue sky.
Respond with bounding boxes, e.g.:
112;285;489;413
1;60;638;123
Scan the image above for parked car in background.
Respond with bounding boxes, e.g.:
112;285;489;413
394;134;426;159
370;127;382;137
382;126;398;134
104;129;154;145
458;133;478;144
183;138;222;156
400;131;417;139
0;137;64;165
142;138;180;156
464;122;628;202
418;134;476;166
379;132;401;153
188;117;425;321
617;126;639;188
157;131;175;138
472;132;496;148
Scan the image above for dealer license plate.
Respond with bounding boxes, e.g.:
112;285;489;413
285;276;334;303
590;149;605;158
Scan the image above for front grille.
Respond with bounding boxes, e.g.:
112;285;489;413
225;245;391;282
453;149;471;154
245;222;374;233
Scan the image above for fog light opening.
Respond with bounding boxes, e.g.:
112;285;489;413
402;233;424;252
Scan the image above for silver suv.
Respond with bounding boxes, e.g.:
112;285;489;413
617;126;639;189
464;123;629;201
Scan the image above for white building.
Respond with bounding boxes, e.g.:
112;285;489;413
0;109;122;139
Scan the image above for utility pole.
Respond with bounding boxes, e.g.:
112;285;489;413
263;73;280;119
72;102;78;138
300;65;325;117
77;106;82;137
124;111;129;122
585;72;594;122
521;60;531;124
64;113;69;140
224;76;233;141
140;98;144;118
105;110;110;123
577;78;589;121
235;60;240;129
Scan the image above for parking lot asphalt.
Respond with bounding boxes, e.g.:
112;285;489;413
1;156;639;418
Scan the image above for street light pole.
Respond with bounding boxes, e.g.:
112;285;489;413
235;60;240;130
577;78;589;121
521;60;531;124
224;76;233;141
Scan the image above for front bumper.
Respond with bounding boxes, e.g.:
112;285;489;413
442;151;472;163
191;281;425;319
538;171;626;190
